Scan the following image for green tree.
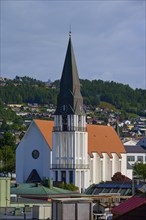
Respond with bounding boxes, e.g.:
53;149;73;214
111;172;130;181
133;162;146;181
0;120;10;131
0;132;16;149
0;146;15;177
0;76;146;116
0;132;16;177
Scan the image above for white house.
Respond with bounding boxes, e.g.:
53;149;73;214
124;138;146;179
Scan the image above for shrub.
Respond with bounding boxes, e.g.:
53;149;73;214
58;182;79;191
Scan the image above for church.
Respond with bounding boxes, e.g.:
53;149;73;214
16;34;128;192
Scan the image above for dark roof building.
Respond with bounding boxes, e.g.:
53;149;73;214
112;197;146;219
124;145;146;153
85;181;144;197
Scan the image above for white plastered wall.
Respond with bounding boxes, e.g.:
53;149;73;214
16;121;51;183
90;152;123;184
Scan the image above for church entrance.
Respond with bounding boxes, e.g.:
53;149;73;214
26;169;41;183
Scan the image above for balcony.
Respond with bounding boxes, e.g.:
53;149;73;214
51;164;90;169
53;126;87;132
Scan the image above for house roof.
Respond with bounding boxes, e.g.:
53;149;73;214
85;181;145;196
112;196;146;215
34;120;125;158
34;119;53;149
95;181;144;189
124;139;138;146
11;183;75;197
124;145;146;153
139;184;146;193
87;124;125;157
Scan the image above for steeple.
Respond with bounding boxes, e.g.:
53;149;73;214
55;34;85;115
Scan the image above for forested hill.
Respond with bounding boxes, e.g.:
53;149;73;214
0;76;146;116
80;79;146;115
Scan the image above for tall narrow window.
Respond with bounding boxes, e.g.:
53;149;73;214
55;171;58;181
78;116;82;131
61;171;66;183
62;115;67;131
70;171;73;183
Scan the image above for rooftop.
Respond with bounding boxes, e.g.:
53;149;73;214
112;196;146;215
87;124;125;158
34;119;126;158
11;183;77;198
85;181;145;196
124;145;146;153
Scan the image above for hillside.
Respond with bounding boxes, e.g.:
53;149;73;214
0;76;146;116
80;79;146;116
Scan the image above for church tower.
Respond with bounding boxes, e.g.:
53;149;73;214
52;34;89;191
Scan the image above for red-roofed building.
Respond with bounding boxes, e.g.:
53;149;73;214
112;196;146;219
16;119;127;190
16;34;128;191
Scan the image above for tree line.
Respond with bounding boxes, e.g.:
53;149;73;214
79;79;146;116
0;76;146;116
0;132;16;177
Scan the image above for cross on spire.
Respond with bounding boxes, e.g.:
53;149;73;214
69;25;72;38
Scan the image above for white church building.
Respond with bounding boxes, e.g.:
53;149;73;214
16;35;145;191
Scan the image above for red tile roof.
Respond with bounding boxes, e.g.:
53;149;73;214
34;120;125;157
87;124;125;158
112;197;146;215
34;119;53;149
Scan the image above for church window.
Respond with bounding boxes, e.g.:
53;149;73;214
69;171;73;183
55;171;58;181
32;150;40;159
61;171;66;183
78;116;82;129
62;115;68;131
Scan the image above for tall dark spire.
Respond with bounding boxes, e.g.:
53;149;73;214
55;35;85;115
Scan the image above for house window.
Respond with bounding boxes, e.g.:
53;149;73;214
137;156;143;162
127;156;135;162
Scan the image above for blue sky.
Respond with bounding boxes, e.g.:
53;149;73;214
1;0;145;89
